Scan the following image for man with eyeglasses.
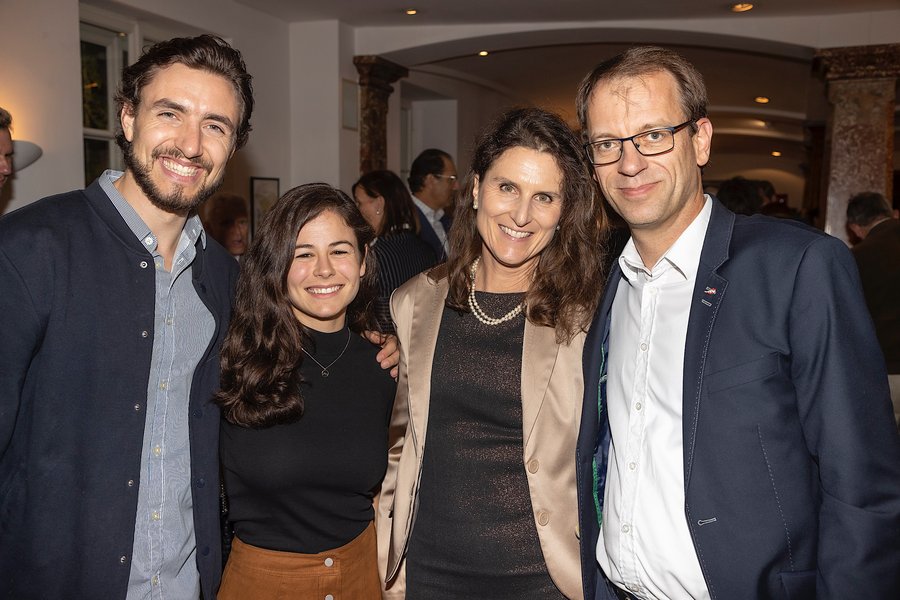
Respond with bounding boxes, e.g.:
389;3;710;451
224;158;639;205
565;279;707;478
574;46;900;600
408;148;458;260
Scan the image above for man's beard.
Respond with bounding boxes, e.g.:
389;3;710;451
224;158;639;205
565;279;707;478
123;142;222;214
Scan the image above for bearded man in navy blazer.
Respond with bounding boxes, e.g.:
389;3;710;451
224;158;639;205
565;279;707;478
575;46;900;600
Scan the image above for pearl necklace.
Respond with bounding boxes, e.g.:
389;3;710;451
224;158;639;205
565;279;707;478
467;258;525;326
301;328;352;377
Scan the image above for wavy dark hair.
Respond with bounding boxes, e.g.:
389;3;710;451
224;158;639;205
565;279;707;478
115;35;254;150
216;183;378;428
444;107;609;343
352;170;420;236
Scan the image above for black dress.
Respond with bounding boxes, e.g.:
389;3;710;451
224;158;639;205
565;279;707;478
405;292;565;599
220;327;396;553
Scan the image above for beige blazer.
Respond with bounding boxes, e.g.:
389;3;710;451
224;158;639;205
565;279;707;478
376;272;585;599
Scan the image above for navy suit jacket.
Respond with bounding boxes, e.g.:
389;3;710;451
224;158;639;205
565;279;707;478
576;199;900;600
414;205;448;262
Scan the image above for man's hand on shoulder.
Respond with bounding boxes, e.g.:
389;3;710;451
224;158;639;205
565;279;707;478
363;330;400;380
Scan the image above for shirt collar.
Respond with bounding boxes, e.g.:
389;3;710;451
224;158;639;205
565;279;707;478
618;195;713;283
100;169;207;251
412;194;444;221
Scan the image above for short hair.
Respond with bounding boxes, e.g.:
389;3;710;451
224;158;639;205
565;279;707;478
408;148;452;194
353;170;421;236
205;192;248;223
115;35;254;150
717;176;763;216
0;107;11;130
576;45;708;139
216;183;378;428
847;191;892;226
444;107;609;343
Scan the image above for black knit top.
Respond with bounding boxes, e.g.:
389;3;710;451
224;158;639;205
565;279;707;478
372;230;436;333
220;327;396;553
405;293;565;599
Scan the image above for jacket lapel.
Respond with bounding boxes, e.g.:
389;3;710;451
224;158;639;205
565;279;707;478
521;321;559;447
682;199;733;487
406;275;448;451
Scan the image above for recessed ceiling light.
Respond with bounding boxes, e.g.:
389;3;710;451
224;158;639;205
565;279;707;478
771;151;782;157
731;3;754;12
405;9;417;16
478;50;489;57
754;96;770;104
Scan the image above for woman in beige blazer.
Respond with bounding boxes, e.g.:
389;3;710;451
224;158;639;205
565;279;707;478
377;108;609;599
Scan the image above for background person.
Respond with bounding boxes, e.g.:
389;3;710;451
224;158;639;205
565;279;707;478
352;169;437;332
217;183;395;599
203;191;250;258
378;107;608;600
847;190;900;430
407;148;458;260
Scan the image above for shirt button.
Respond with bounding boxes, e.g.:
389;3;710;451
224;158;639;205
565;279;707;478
119;555;128;565
628;462;637;471
527;459;540;473
144;237;153;246
648;287;658;296
640;342;648;351
634;402;642;411
622;523;631;533
537;510;550;526
159;380;168;390
152;575;159;585
166;317;173;325
153;446;161;457
134;403;141;411
139;261;148;269
151;511;160;520
324;557;334;567
141;330;149;338
127;479;135;487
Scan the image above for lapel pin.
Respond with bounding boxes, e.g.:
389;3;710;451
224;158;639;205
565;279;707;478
704;287;717;295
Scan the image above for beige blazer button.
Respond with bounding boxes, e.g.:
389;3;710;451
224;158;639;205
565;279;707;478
537;510;550;526
527;459;540;473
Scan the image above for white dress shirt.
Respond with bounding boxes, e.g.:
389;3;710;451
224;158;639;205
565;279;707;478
598;197;713;600
412;194;448;252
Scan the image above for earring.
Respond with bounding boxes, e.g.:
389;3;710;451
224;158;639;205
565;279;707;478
556;224;560;231
473;201;478;210
376;209;382;215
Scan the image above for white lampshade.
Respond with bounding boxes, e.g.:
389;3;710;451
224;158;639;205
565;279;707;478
12;140;42;170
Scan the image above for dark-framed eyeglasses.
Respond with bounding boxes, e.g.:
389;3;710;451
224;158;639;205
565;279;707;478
583;120;695;166
433;173;457;182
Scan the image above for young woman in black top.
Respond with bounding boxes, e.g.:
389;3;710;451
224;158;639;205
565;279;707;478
216;183;395;599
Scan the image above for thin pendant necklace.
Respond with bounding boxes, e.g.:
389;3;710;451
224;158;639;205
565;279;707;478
301;328;352;377
467;257;525;326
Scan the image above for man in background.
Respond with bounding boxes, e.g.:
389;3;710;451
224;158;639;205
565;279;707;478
408;148;458;260
0;107;13;190
847;191;900;430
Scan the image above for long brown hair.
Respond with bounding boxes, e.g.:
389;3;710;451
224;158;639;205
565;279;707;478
444;107;609;343
352;170;420;236
216;183;377;428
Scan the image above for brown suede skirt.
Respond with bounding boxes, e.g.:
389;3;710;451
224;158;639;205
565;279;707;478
218;522;380;600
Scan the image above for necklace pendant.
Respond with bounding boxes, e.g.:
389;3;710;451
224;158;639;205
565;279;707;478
321;369;329;377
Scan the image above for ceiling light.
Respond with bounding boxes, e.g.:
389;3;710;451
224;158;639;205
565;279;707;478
731;3;754;12
771;151;782;157
405;9;417;15
754;96;770;104
478;50;489;57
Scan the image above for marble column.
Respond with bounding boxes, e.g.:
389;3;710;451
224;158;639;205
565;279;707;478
353;55;408;174
815;44;899;242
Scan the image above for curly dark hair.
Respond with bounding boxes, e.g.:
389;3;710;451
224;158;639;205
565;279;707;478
115;34;254;151
443;107;609;343
216;183;378;428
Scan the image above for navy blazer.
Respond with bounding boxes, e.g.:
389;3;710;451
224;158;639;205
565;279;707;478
414;205;448;262
0;181;238;599
576;199;900;600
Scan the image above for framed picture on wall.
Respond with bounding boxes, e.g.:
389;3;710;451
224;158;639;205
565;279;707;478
250;177;280;235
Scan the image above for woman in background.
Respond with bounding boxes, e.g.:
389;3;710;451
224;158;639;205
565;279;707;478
377;108;608;599
352;170;437;332
217;183;395;599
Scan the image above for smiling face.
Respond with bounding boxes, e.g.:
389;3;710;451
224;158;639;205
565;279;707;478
286;209;367;332
585;70;712;259
473;146;563;286
352;186;384;234
119;63;240;215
